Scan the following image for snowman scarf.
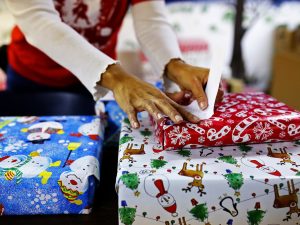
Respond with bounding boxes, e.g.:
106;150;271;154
0;156;32;184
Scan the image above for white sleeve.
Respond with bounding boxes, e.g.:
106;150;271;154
5;0;117;100
132;0;182;93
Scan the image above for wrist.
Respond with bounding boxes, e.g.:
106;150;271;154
99;63;132;91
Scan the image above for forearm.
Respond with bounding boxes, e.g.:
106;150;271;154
5;0;116;100
132;1;182;75
132;1;183;92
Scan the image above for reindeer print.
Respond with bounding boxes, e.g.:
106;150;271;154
120;144;145;163
273;179;300;221
178;162;206;196
267;147;299;167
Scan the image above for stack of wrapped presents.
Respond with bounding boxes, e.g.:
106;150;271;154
1;92;300;225
116;93;300;225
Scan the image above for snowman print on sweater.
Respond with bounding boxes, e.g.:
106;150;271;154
0;150;61;184
58;156;100;205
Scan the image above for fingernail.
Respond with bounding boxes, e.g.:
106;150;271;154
131;122;139;128
184;93;191;98
200;102;207;110
175;115;183;123
157;113;163;119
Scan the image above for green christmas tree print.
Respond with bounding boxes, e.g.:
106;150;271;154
224;173;244;192
120;173;139;190
123;118;130;125
119;207;136;225
189;203;208;222
140;129;152;137
151;159;167;169
120;136;134;145
223;10;235;22
247;209;266;225
218;155;237;165
238;144;253;154
176;149;191;158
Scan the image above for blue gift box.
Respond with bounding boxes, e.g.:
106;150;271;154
0;116;104;215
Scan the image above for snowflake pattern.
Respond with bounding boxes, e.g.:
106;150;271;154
200;120;213;127
220;113;232;118
227;119;235;124
279;131;286;138
215;141;223;146
169;126;191;145
253;122;274;140
198;136;205;143
1;140;28;153
237;104;254;110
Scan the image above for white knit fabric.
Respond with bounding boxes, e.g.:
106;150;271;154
5;0;183;99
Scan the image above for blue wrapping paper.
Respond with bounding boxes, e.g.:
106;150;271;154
0;116;103;215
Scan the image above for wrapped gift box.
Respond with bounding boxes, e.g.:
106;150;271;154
0;116;103;215
116;116;300;225
155;92;300;150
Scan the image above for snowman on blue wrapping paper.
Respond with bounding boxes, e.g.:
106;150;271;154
144;174;178;217
0;150;61;184
58;156;100;205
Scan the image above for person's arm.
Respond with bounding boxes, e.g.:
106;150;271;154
132;1;224;110
5;0;116;100
6;0;200;127
132;0;182;93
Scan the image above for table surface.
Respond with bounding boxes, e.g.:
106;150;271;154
0;145;119;225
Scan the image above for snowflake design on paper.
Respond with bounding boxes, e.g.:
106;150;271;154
237;104;254;110
200;120;213;127
169;126;191;145
198;136;205;143
220;113;232;118
227;119;235;124
279;131;286;138
253;122;274;140
2;140;28;153
215;141;223;146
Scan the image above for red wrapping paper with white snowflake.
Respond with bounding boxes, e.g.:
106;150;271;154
154;92;300;150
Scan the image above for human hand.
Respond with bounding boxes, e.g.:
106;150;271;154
165;59;224;110
99;63;200;128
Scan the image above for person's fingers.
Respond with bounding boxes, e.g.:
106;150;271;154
166;91;185;103
124;105;139;129
190;78;208;110
171;102;201;123
166;90;192;105
143;100;163;120
155;99;183;124
216;88;224;103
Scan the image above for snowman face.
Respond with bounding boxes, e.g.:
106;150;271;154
70;156;100;180
60;171;87;192
0;155;26;168
27;132;51;142
78;119;100;136
19;156;51;178
29;122;63;132
158;193;175;207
